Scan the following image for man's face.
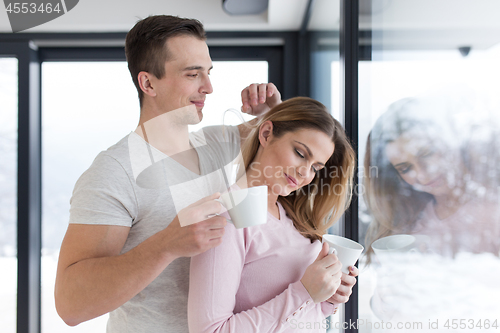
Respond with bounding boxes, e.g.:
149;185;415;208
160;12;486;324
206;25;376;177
150;35;213;124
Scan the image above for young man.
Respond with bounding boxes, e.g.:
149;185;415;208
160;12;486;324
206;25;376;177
54;15;281;332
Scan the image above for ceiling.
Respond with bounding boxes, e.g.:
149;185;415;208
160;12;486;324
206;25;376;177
1;0;500;49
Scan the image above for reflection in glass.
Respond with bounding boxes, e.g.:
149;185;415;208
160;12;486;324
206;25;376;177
0;57;18;333
358;1;500;329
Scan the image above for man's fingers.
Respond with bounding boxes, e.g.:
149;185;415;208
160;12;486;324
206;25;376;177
241;87;251;112
248;83;259;106
266;82;276;97
257;83;267;103
189;192;221;207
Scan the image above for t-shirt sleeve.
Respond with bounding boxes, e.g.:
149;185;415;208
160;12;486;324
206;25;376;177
188;223;330;333
69;153;138;227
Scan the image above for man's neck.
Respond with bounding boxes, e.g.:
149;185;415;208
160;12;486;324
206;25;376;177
135;106;192;156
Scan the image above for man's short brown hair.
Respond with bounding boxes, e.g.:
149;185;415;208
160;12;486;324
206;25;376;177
125;15;206;106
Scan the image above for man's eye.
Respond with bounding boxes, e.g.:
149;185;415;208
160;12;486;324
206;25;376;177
188;74;198;77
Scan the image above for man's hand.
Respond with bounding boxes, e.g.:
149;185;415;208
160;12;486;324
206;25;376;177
163;192;227;258
326;265;359;304
241;83;282;116
55;192;227;326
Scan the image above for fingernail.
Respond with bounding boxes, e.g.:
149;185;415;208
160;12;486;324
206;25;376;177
349;266;354;271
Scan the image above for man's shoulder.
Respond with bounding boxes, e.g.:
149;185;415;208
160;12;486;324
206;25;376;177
82;134;134;180
190;125;240;146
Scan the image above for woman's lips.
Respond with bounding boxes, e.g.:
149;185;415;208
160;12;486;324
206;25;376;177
284;173;298;187
423;175;445;188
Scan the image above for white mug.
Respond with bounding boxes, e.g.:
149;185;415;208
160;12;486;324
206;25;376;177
371;234;418;266
322;234;364;274
216;185;268;229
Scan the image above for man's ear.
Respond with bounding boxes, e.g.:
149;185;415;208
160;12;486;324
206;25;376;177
258;120;273;147
138;71;157;98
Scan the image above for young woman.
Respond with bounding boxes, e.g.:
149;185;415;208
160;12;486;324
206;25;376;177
363;94;500;261
188;97;358;333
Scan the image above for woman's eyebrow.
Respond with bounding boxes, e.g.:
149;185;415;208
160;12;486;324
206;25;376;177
294;141;325;167
394;162;409;168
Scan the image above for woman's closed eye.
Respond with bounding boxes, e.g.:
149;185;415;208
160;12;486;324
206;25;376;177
295;149;319;173
295;148;305;159
398;164;412;174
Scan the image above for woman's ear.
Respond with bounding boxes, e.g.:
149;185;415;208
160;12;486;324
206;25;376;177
258;120;273;147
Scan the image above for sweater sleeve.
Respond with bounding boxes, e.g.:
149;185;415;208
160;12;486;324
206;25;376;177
188;222;332;333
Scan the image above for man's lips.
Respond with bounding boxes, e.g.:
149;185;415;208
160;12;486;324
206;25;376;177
284;173;298;187
191;100;205;108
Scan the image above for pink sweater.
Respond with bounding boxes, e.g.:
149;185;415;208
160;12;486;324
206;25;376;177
412;198;500;257
188;202;337;333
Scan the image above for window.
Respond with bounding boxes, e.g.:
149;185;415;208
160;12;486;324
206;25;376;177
0;57;18;333
42;61;138;332
358;3;500;331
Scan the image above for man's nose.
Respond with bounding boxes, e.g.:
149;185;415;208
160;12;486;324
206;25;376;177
201;76;213;94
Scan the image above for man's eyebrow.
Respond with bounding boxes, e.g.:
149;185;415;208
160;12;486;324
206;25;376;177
294;140;325;167
183;65;213;71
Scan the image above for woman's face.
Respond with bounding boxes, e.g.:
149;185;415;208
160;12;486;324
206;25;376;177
254;127;335;197
385;132;462;197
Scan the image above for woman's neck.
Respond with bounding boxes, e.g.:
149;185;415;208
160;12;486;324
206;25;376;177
433;189;471;220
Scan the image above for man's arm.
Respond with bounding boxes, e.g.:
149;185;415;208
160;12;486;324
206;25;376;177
55;193;226;326
237;83;282;143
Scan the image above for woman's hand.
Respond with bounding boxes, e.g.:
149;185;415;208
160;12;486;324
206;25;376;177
326;265;359;304
300;242;342;303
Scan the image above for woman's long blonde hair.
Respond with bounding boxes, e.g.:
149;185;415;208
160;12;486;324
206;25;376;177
240;97;356;242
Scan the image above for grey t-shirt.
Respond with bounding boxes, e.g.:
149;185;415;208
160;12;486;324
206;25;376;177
69;125;241;333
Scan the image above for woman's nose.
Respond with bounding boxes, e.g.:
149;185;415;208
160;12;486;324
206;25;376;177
297;165;310;179
415;164;435;185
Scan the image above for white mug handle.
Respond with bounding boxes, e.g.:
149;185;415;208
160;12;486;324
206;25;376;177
207;198;232;222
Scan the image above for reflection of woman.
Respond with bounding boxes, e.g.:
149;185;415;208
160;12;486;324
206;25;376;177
188;97;358;333
364;94;500;261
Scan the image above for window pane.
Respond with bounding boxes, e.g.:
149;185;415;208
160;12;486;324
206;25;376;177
359;2;500;331
0;57;18;333
42;62;139;332
188;61;268;132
